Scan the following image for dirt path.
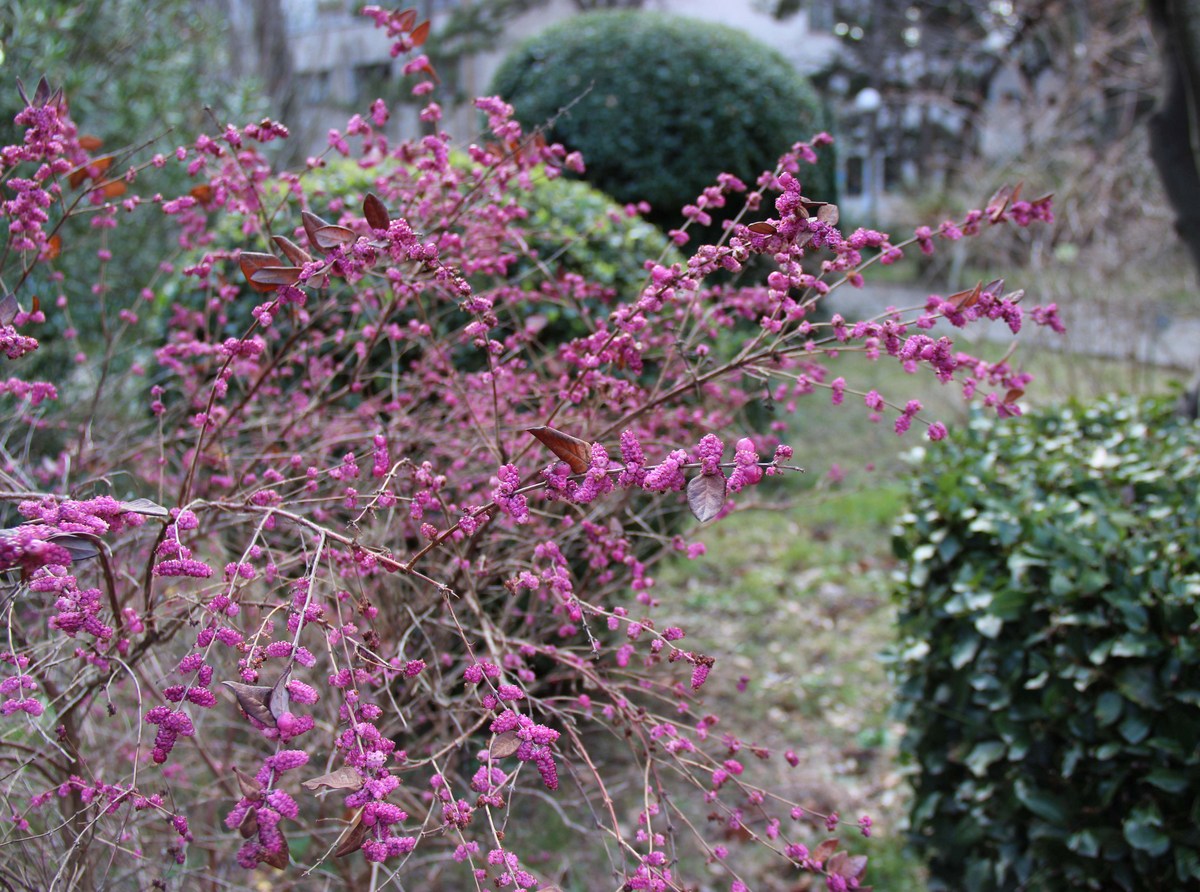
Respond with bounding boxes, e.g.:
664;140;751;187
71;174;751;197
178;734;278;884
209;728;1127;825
827;282;1200;372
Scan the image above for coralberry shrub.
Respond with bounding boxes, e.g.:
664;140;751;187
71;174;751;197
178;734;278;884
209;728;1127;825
0;9;1060;891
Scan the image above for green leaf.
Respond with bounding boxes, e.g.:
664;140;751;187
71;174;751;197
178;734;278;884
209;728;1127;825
951;636;980;669
1144;768;1189;794
1067;829;1100;858
1014;779;1071;826
965;740;1006;777
1123;806;1170;856
1094;690;1123;726
1119;711;1151;744
975;615;1003;639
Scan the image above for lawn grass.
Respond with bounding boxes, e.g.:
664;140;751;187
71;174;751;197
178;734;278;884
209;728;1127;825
653;345;1188;889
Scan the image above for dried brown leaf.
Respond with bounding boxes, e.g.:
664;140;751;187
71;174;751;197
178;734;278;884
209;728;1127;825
412;58;441;84
119;498;169;519
686;473;726;524
301;766;364;793
238;806;258;839
526;426;591;474
222;681;277;727
986;183;1014;222
411;19;431;47
946;282;982;310
98;180;126;199
189;183;214;205
232;766;264;801
746;222;776;235
335;812;369;858
269;674;290;721
845;854;869;880
363;192;390;230
46;532;102;563
490;730;521;759
816;202;840;225
982;278;1005;298
262;831;289;869
0;293;18;326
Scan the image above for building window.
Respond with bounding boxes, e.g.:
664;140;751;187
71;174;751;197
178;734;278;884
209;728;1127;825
884;154;901;190
845;156;864;196
297;71;331;105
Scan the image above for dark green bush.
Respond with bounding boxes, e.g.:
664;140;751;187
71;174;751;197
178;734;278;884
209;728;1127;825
892;396;1200;891
488;11;835;228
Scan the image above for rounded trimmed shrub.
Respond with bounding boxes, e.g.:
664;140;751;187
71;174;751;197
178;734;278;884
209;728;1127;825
489;11;834;226
892;396;1200;891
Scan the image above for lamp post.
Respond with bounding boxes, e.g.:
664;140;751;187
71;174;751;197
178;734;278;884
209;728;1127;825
854;87;882;224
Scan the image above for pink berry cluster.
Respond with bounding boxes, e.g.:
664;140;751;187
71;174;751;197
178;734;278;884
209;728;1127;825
0;9;1061;888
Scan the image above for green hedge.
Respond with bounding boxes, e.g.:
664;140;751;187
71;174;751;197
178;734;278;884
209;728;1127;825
489;11;834;228
209;159;674;340
892;396;1200;891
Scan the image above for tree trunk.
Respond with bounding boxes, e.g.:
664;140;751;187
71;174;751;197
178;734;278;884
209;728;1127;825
1146;0;1200;415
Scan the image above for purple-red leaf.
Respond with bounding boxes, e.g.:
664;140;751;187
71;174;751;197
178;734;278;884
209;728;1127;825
363;192;390;230
686;473;726;523
272;235;313;267
239;252;284;293
249;266;303;286
301;211;336;253
395;8;417;31
313;225;357;252
813;838;840;862
527;426;591;474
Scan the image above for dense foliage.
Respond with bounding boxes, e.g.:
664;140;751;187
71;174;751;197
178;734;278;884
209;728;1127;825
0;8;1057;890
893;396;1200;891
489;11;835;229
